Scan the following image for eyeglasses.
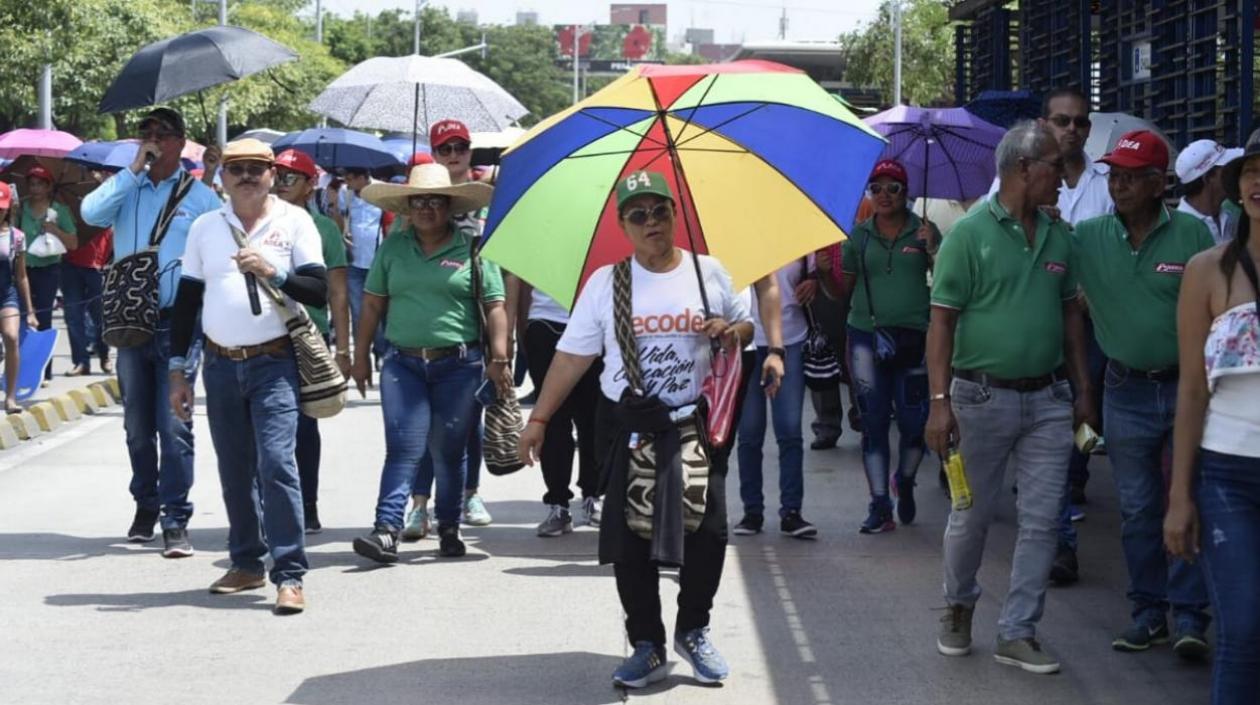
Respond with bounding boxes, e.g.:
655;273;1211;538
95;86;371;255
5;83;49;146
408;195;449;210
435;141;470;157
1107;169;1163;187
275;171;306;186
623;203;673;226
1048;115;1091;129
137;130;178;142
867;182;904;196
225;163;270;178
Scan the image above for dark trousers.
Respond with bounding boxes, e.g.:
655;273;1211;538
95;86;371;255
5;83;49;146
525;319;600;507
808;294;860;438
296;414;320;508
61;264;106;368
27;264;59;379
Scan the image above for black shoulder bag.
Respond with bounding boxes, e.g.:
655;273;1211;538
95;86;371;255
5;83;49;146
101;172;196;348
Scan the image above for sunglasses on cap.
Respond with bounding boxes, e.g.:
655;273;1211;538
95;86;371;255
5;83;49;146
275;171;307;186
1048;114;1091;129
409;195;449;210
225;163;270;178
623;203;673;226
435;141;470;157
867;182;904;196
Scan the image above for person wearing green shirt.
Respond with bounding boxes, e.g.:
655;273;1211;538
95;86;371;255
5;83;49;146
18;165;78;380
349;163;509;563
826;159;939;535
926;121;1095;675
1072;130;1213;657
272;149;352;536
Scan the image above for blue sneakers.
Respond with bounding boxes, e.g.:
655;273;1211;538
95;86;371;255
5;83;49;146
612;642;669;688
674;627;730;684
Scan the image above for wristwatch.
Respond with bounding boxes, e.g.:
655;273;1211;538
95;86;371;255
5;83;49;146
930;393;950;402
767;347;786;359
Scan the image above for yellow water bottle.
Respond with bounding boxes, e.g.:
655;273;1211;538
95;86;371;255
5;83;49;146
945;445;972;511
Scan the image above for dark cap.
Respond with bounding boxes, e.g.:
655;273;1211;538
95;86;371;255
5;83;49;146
138;107;186;137
1223;128;1260;202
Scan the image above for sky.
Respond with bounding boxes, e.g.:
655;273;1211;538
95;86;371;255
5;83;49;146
318;0;886;44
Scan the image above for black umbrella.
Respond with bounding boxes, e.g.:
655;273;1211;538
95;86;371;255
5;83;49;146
98;25;297;114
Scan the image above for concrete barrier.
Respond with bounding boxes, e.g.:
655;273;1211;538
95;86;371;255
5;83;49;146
103;378;122;402
50;396;83;423
66;389;100;415
6;412;41;440
87;384;113;408
27;402;62;433
0;419;20;449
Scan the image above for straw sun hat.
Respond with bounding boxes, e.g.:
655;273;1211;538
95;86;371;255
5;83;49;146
360;163;492;215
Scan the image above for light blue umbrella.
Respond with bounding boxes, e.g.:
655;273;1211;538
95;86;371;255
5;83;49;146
272;128;402;171
66;140;200;172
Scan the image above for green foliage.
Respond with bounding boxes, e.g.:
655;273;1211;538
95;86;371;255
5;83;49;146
839;0;955;107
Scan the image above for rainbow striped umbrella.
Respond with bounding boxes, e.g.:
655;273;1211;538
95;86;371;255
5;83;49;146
481;60;885;309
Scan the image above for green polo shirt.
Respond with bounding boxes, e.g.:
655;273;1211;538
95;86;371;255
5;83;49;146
841;212;937;333
364;227;505;349
18;201;76;268
1072;208;1213;371
932;197;1077;379
306;210;348;336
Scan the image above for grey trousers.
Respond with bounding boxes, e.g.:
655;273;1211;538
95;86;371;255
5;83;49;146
943;376;1073;641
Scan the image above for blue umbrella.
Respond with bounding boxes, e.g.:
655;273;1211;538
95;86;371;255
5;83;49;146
66;140;199;172
382;136;428;164
962;90;1041;129
272;128;403;171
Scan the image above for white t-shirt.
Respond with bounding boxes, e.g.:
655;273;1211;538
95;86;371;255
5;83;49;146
558;251;751;407
1177;197;1235;246
529;289;570;324
183;197;325;347
751;258;813;347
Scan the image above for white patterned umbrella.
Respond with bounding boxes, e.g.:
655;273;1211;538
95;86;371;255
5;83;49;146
308;55;529;152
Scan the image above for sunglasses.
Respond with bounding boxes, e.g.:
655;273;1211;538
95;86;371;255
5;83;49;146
275;171;307;186
409;195;449;210
225;163;270;178
1048;115;1091;129
1107;169;1163;187
435;141;470;157
867;182;904;196
137;130;179;142
623;203;673;226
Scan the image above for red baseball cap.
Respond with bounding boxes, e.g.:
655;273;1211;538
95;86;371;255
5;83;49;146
429;119;470;149
869;159;908;186
274;149;318;180
0;183;11;210
409;152;434;167
1100;130;1169;172
27;165;53;184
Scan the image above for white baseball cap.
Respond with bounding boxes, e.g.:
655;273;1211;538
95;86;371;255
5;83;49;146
1175;139;1244;184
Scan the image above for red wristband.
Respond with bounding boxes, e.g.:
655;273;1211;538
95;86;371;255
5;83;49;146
528;416;549;426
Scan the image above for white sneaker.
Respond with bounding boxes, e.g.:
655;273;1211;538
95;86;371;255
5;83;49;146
581;496;603;527
463;494;492;526
401;505;429;541
536;505;573;537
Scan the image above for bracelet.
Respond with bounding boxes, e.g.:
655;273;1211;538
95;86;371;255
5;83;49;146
528;416;548;426
490;358;512;365
930;393;950;402
335;351;350;358
766;346;786;359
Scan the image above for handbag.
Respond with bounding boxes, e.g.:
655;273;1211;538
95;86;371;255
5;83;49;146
101;173;195;348
226;219;347;419
468;235;525;476
27;230;67;258
612;258;710;540
859;232;899;362
802;305;843;392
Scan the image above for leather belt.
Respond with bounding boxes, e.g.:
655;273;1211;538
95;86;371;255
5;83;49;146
954;367;1067;393
396;342;479;362
1109;360;1179;382
206;336;291;362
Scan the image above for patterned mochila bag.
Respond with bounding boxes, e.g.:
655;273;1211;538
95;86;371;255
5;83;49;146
468;236;525;476
101;172;195;348
612;259;710;539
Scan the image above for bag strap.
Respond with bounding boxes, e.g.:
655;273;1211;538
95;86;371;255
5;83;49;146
612;258;644;394
468;233;491;350
223;216;299;323
859;231;879;327
147;172;196;249
1238;249;1260;319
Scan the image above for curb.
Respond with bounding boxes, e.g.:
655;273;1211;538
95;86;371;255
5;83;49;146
0;377;121;450
7;412;43;441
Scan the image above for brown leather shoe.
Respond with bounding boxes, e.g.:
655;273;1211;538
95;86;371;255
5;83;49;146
99;356;114;375
275;584;305;615
64;364;89;377
209;568;266;594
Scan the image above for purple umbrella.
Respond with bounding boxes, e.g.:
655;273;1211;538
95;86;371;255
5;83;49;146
0;128;83;160
862;106;1006;202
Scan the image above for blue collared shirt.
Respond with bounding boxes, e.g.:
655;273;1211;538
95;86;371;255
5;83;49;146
81;167;222;309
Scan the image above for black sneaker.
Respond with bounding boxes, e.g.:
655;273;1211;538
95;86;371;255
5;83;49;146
809;435;839;450
352;527;400;564
304;504;322;535
780;511;818;539
438;523;466;557
859;499;895;534
896;475;917;525
1172;628;1210;660
161;528;194;558
1049;544;1079;585
732;513;764;536
1070;484;1087;505
127;508;159;543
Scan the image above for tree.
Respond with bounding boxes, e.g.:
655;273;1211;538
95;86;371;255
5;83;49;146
839;0;955;107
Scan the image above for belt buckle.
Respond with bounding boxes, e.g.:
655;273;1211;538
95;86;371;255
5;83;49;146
227;347;248;362
420;347;440;362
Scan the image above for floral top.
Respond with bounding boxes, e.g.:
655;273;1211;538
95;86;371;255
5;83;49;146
1204;301;1260;391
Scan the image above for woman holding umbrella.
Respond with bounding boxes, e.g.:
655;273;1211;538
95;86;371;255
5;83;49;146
0;183;38;412
18;165;77;380
820;159;940;534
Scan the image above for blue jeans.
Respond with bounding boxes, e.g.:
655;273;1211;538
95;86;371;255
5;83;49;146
1057;319;1106;551
1103;365;1210;631
412;409;482;498
847;326;928;499
117;324;197;529
944;377;1074;641
737;343;806;517
346;266;387;358
61;264;105;368
202;346;307;586
1198;449;1260;704
374;347;482;530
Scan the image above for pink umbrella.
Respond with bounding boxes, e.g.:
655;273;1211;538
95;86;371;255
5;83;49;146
0;128;82;159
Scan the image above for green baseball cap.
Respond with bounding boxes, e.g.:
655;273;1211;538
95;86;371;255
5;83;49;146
616;170;675;210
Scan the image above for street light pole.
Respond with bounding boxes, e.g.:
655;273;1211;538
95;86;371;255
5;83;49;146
315;0;323;43
414;0;426;55
38;64;52;130
892;0;903;105
216;0;228;145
